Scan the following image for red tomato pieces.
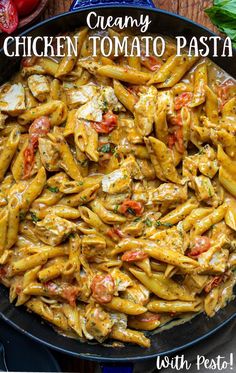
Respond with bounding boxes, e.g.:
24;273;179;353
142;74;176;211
107;227;124;240
91;274;115;304
91;111;118;134
13;0;40;17
45;281;79;307
204;276;222;293
188;236;211;257
119;200;144;216
0;0;18;34
141;54;162;71
121;249;148;262
61;286;79;307
174;92;192;110
23;116;50;178
167;127;184;153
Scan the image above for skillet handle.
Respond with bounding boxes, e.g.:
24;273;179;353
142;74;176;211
101;363;133;373
70;0;155;11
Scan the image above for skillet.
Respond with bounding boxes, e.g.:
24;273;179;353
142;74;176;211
0;0;235;363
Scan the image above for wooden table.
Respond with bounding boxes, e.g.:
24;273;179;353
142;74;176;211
41;0;217;32
38;0;217;372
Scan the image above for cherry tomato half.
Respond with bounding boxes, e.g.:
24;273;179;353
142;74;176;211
91;274;115;304
119;200;144;216
121;249;148;262
13;0;40;17
23;116;50;179
92;111;118;134
188;236;211;257
0;0;18;34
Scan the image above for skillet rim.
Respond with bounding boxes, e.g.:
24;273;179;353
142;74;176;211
0;4;235;362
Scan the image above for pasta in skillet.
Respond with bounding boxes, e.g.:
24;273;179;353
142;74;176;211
0;27;236;348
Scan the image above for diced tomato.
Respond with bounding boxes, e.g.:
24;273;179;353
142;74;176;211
218;79;236;108
0;0;18;34
61;286;79;307
92;111;118;134
141;54;162;71
174;92;193;110
91;274;115;304
45;281;79;306
23;144;35;179
204;276;222;293
29;116;51;146
188;236;211;257
167;134;176;149
135;311;161;323
23;116;50;178
119;200;144;216
21;56;38;67
171;112;182;127
121;249;148;262
107;227;124;240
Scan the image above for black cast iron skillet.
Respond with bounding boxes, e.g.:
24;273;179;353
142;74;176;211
0;0;236;364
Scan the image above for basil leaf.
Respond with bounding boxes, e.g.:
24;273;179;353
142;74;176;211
205;0;236;47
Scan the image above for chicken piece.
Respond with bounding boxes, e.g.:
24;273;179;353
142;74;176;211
66;84;99;108
100;86;124;112
0;83;25;115
111;268;133;293
76;95;103;122
192;176;215;202
151;183;188;203
27;75;50;102
34;214;76;246
85;304;113;342
121;155;143;180
122;281;150;306
198;145;218;179
38;137;60;172
134;86;157;136
102;168;131;194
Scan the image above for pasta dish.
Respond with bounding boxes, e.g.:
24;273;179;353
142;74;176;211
0;27;235;348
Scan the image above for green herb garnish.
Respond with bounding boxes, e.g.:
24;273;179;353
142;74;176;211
156;221;174;228
47;186;59;193
144;218;152;227
205;0;236;48
99;143;111;153
30;212;40;223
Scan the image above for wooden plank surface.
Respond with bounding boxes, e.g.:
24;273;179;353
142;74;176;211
41;0;217;32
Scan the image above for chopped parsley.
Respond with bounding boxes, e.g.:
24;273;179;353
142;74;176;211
144;218;152;227
133;217;142;222
80;196;87;202
19;211;26;221
47;186;59;193
156;221;174;228
30;211;40;223
99;143;112;153
114;205;119;213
